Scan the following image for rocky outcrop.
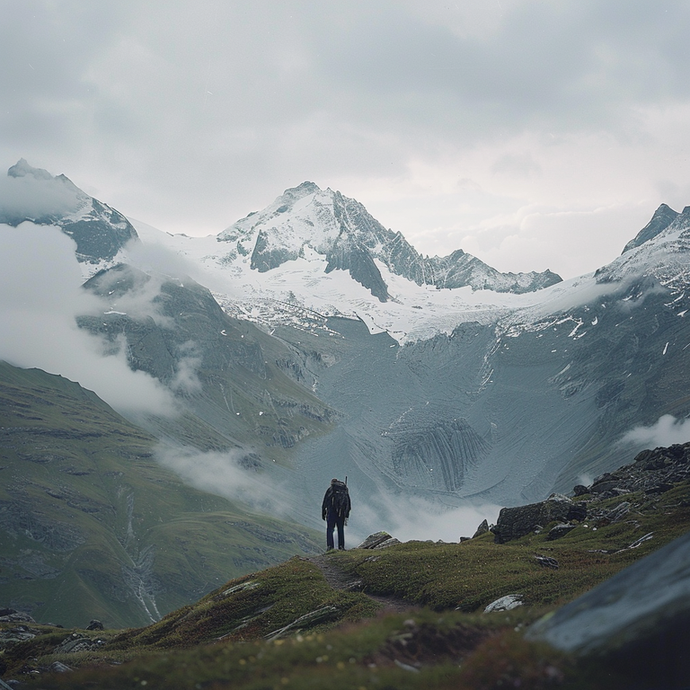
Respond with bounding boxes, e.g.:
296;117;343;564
622;203;679;253
492;441;690;545
491;494;586;544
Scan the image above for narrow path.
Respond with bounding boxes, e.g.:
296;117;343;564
306;555;415;614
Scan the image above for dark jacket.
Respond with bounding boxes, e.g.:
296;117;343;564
321;480;351;520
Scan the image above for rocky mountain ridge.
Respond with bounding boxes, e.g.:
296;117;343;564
218;181;562;301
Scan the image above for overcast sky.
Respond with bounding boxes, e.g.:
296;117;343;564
3;0;690;279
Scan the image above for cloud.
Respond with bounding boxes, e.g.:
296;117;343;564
620;414;690;448
354;490;500;544
0;222;175;416
153;445;295;516
153;442;500;544
3;1;690;279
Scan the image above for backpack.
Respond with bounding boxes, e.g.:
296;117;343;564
329;482;350;518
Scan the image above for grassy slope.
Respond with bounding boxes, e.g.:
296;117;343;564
8;479;690;689
0;362;320;629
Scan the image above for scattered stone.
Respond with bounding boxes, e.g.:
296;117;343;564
483;594;524;613
534;554;559;569
546;523;577;541
48;661;72;673
625;532;654;550
52;633;102;654
394;659;420;673
357;532;395;549
265;605;339;641
645;483;674;495
572;484;589;496
0;609;35;623
86;619;104;631
215;580;261;600
472;519;490;538
604;501;631;523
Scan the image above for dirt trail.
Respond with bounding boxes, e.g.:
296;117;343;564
306;554;415;614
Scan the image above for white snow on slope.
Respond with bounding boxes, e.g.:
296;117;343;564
129;200;690;345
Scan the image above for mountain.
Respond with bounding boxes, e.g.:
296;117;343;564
217;181;562;301
0;159;138;267
4;159;690;535
76;264;337;459
0;361;320;629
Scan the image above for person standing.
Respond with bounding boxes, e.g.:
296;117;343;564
321;478;351;551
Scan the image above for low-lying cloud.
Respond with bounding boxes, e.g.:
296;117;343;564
620;414;690;448
354;491;500;545
154;445;295;516
0;222;175;416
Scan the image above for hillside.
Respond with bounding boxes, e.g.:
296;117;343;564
3;442;690;688
0;362;320;629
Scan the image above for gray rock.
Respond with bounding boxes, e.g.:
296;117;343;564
48;661;73;673
546;523;577;541
472;519;490;539
483;594;524;613
0;610;35;623
604;501;631;523
85;619;104;631
533;554;559;569
491;494;586;544
357;532;395;549
373;537;401;549
526;529;690;686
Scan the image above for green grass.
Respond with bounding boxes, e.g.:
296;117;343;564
5;478;689;689
0;362;321;629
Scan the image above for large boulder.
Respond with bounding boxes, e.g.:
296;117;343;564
491;494;586;544
526;529;690;688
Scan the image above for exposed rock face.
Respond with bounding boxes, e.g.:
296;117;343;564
472;519;490;539
622;203;679;253
526;529;690;688
388;413;491;492
491;494;586;544
77;264;335;452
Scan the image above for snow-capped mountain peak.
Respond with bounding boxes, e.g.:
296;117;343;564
216;181;562;302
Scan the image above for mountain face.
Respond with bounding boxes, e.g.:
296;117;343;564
266;203;690;512
0;160;138;265
0;362;320;628
77;264;336;465
217;182;562;301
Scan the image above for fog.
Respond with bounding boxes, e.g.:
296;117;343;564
621;414;690;448
154;442;500;545
0;222;175;415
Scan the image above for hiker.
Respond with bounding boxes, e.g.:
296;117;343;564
321;478;351;551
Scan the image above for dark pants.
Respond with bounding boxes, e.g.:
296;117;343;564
326;513;345;550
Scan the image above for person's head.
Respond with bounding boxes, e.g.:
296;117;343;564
331;478;338;484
